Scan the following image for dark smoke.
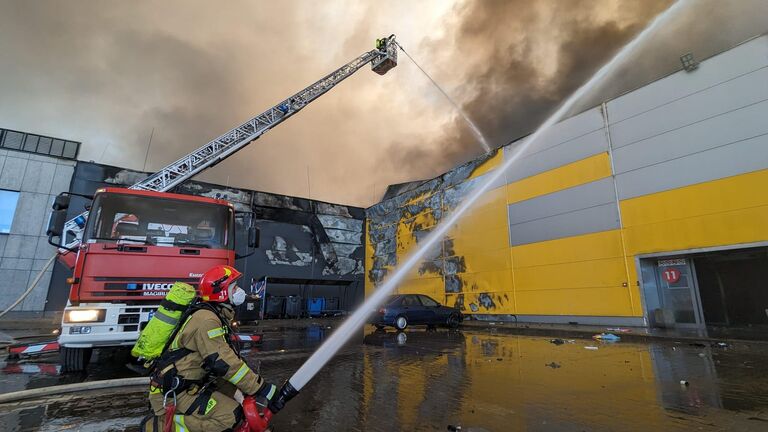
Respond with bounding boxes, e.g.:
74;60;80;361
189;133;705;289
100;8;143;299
420;0;767;163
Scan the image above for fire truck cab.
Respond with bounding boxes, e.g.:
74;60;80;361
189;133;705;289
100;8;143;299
48;187;256;371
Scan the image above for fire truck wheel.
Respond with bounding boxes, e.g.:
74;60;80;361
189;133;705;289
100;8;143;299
60;347;93;373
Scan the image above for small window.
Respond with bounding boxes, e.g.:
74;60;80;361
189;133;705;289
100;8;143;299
23;135;39;152
37;137;52;153
401;296;419;307
62;141;79;159
2;131;24;150
0;190;20;234
50;139;65;156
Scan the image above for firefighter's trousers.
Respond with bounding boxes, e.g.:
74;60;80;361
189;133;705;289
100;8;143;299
142;381;243;432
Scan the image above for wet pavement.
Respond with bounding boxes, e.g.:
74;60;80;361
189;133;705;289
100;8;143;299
2;325;768;431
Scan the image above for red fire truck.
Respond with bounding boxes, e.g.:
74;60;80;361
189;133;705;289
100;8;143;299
51;188;256;370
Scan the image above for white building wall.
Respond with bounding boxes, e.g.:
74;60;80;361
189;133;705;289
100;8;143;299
0;149;75;312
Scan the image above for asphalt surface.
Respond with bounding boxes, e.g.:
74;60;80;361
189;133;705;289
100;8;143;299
1;325;768;431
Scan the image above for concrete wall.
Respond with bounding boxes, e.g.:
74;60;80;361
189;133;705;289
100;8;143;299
0;149;75;312
366;34;768;326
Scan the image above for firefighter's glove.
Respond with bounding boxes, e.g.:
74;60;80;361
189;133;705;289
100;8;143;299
255;382;279;408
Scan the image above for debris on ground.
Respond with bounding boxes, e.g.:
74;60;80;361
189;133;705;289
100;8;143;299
680;380;690;387
549;338;576;345
585;346;599;350
593;333;620;342
698;353;707;358
714;342;728;348
545;362;561;369
606;327;631;333
447;425;462;431
689;342;707;348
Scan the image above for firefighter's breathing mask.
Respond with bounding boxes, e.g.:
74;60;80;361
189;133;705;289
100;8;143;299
229;283;246;306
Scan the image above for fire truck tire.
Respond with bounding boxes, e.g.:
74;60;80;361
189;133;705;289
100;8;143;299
60;347;93;373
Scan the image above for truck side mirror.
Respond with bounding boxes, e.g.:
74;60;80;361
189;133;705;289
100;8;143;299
52;194;71;211
47;209;68;238
248;226;260;249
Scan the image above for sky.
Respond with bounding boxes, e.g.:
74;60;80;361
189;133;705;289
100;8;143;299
0;0;766;207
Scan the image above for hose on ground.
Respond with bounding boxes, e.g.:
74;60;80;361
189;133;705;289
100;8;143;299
0;254;57;320
0;377;149;404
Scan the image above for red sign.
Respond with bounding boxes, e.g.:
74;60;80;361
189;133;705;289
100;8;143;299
662;268;681;283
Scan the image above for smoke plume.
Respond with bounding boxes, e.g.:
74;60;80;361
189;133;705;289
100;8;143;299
0;1;765;206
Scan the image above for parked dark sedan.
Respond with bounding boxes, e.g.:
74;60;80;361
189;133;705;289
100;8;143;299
370;294;462;330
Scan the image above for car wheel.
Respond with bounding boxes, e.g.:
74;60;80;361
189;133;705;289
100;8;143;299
447;313;460;329
395;315;408;331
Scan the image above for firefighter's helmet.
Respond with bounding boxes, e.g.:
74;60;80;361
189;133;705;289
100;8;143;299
198;265;243;303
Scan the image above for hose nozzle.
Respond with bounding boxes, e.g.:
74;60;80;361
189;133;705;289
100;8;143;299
269;380;299;413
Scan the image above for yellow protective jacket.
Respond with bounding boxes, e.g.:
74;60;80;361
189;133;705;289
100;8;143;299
163;306;264;395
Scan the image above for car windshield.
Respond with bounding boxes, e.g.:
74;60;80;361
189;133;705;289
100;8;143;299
84;193;234;249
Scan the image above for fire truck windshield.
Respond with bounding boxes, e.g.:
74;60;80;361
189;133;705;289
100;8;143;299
84;193;234;250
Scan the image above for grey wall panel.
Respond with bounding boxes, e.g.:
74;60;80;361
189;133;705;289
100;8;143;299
503;129;608;183
507;178;616;225
607;36;768;123
506;107;604;159
509;203;619;246
610;67;768;149
616;134;768;200
613;99;768;174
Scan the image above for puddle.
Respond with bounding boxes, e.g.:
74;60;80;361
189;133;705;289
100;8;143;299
1;328;767;431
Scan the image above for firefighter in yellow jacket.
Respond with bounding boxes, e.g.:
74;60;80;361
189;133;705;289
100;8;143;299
140;265;283;432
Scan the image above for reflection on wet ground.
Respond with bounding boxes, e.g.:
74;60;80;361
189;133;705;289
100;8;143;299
2;326;768;431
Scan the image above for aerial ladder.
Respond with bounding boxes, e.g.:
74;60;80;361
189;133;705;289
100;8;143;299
57;35;398;251
42;35;398;372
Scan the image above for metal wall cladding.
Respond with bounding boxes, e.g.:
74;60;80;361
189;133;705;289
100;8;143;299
607;37;768;123
609;38;768;200
507;178;619;246
503;107;608;184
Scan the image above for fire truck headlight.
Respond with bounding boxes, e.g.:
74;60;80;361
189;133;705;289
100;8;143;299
65;309;105;323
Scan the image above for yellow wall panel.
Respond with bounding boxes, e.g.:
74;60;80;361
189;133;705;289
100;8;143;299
511;230;624;268
514;257;627;291
506;152;612;204
455;249;512;273
456;269;514;295
621;169;768;227
516;286;634;316
448;291;517;314
468;149;503;179
451;204;508;234
395;277;444;299
624;205;768;256
450;225;510;253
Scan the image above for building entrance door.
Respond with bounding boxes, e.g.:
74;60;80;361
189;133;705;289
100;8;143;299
656;258;704;328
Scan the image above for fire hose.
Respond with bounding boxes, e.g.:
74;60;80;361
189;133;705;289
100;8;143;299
0;376;149;404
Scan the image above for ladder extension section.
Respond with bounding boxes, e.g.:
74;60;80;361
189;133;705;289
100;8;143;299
60;36;398;250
